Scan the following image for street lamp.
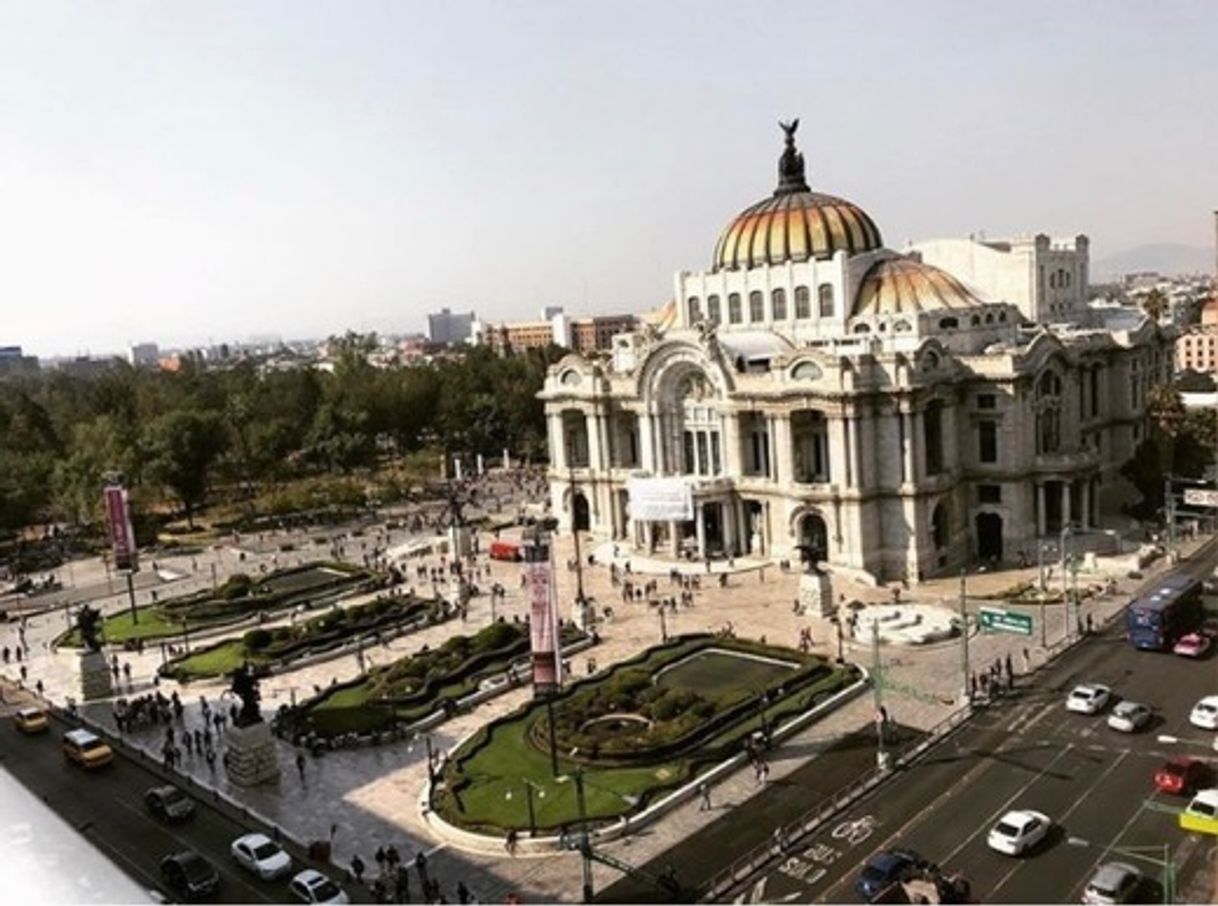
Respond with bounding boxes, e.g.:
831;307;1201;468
504;779;546;837
557;769;641;903
410;734;438;786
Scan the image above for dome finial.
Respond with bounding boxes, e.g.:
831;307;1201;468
775;118;809;195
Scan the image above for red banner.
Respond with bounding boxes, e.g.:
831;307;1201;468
103;485;137;573
524;539;561;694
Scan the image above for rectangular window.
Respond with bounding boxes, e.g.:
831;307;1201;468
978;420;998;463
771;288;787;320
695;432;708;476
1090;368;1099;417
710;431;721;475
976;393;996;409
978;484;1002;504
924;405;943;476
818;284;835;318
728;293;742;324
683;431;695;474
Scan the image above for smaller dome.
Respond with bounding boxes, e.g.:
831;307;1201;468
853;258;987;317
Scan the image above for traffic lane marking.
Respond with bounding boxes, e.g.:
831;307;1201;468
814;732;1074;903
977;747;1131;903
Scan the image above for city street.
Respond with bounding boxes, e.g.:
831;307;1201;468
729;562;1218;904
0;703;364;903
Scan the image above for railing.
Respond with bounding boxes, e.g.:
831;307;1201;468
700;705;974;902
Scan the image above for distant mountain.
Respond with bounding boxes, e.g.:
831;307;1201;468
1093;243;1215;280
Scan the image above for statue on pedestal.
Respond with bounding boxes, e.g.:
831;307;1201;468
228;662;262;728
76;604;103;651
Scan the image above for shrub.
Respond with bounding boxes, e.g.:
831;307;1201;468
221;574;254;600
244;629;273;650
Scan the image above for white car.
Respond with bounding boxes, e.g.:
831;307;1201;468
1189;695;1218;730
1066;684;1112;715
1106;701;1152;733
1082;861;1142;904
986;809;1051;856
290;869;349;904
231;833;292;880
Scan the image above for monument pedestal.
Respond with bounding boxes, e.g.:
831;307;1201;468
797;570;835;617
223;721;281;787
78;650;113;701
448;526;473;560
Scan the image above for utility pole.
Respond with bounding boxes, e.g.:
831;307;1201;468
574;769;594;903
959;568;970;705
871;621;888;770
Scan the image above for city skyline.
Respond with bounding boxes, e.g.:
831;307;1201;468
3;0;1217;358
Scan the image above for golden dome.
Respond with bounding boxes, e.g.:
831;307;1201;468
712;120;882;271
853;258;987;317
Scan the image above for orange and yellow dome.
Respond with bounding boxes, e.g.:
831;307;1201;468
712;120;883;271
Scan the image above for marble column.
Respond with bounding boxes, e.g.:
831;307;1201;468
1036;482;1047;537
774;414;793;484
723;500;736;556
668;520;681;557
830;416;849;487
901;410;915;485
1062;480;1072;527
1080;480;1091;530
644;521;655;554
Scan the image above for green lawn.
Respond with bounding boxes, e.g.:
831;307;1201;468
655;650;796;697
167;639;267;678
436;637;857;833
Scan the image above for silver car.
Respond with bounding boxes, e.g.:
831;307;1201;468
1106;701;1151;733
1082;862;1141;904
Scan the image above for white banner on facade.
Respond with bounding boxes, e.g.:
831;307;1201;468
627;477;694;522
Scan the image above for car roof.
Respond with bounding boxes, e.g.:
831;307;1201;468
1114;700;1146;711
17;707;45;717
64;728;100;744
1092;862;1138;883
1197;695;1218;706
295;869;326;885
1190;789;1218;808
237;832;273;847
1002;809;1043;824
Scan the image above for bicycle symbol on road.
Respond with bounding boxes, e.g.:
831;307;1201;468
830;815;878;845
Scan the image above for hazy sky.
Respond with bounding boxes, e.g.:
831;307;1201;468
3;1;1216;357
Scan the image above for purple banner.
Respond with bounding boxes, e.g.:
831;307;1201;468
103;485;137;573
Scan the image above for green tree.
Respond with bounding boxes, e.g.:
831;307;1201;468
143;410;228;527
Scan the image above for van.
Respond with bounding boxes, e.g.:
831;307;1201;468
63;728;114;769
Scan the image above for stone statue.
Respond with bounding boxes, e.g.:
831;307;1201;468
695;319;721;359
228;662;262;727
776;118;809;194
76;604;103;652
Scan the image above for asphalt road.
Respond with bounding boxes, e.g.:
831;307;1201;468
730;573;1218;903
0;709;361;904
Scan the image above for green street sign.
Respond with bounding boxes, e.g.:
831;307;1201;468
979;607;1033;637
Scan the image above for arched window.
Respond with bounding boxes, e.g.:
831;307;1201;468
852;322;871;334
728;293;742;324
706;294;721;324
985;313;994;324
771;288;787;320
687;296;701;323
894;319;912;333
971;315;981;327
748;290;765;322
938;317;959;330
794;286;811;319
818;283;835;317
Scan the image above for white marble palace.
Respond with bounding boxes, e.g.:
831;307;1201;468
539;122;1174;583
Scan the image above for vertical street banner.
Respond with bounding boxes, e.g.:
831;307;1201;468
523;534;562;695
103;484;138;573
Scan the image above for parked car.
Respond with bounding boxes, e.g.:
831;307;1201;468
14;707;49;734
231;833;292;880
144;785;196;822
290;869;349;904
854;848;928;901
1066;684;1112;715
986;810;1050;856
1172;633;1211;658
1178;789;1218;836
1155;757;1207;796
1189;695;1218;730
160;851;220;900
1106;701;1152;733
1081;862;1141;905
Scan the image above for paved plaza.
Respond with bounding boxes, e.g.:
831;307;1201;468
2;486;1209;903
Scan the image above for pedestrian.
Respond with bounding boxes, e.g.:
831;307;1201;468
505;828;519;855
395;866;410;903
194;728;203;751
371;879;386;904
1004;652;1013;680
386;844;399;870
204;747;216;773
1085;612;1093;635
457;881;470;904
375;846;386;874
296;752;307;783
698;781;711;811
184;732;194;755
351;854;366;885
35;679;44;697
122;662;132;684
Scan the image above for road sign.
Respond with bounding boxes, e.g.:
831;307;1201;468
1183;488;1218;508
978;607;1033;637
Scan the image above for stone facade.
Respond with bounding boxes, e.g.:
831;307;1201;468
223;721;281;786
539;126;1174;585
77;650;113;701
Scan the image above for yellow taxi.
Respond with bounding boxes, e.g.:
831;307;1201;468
14;707;50;734
62;728;114;769
1178;788;1218;836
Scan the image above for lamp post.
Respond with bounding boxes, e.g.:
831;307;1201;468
556;769;641;904
412;734;438;786
658;601;668;642
829;614;845;664
506;780;545;837
959;568;971;705
870;621;889;770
